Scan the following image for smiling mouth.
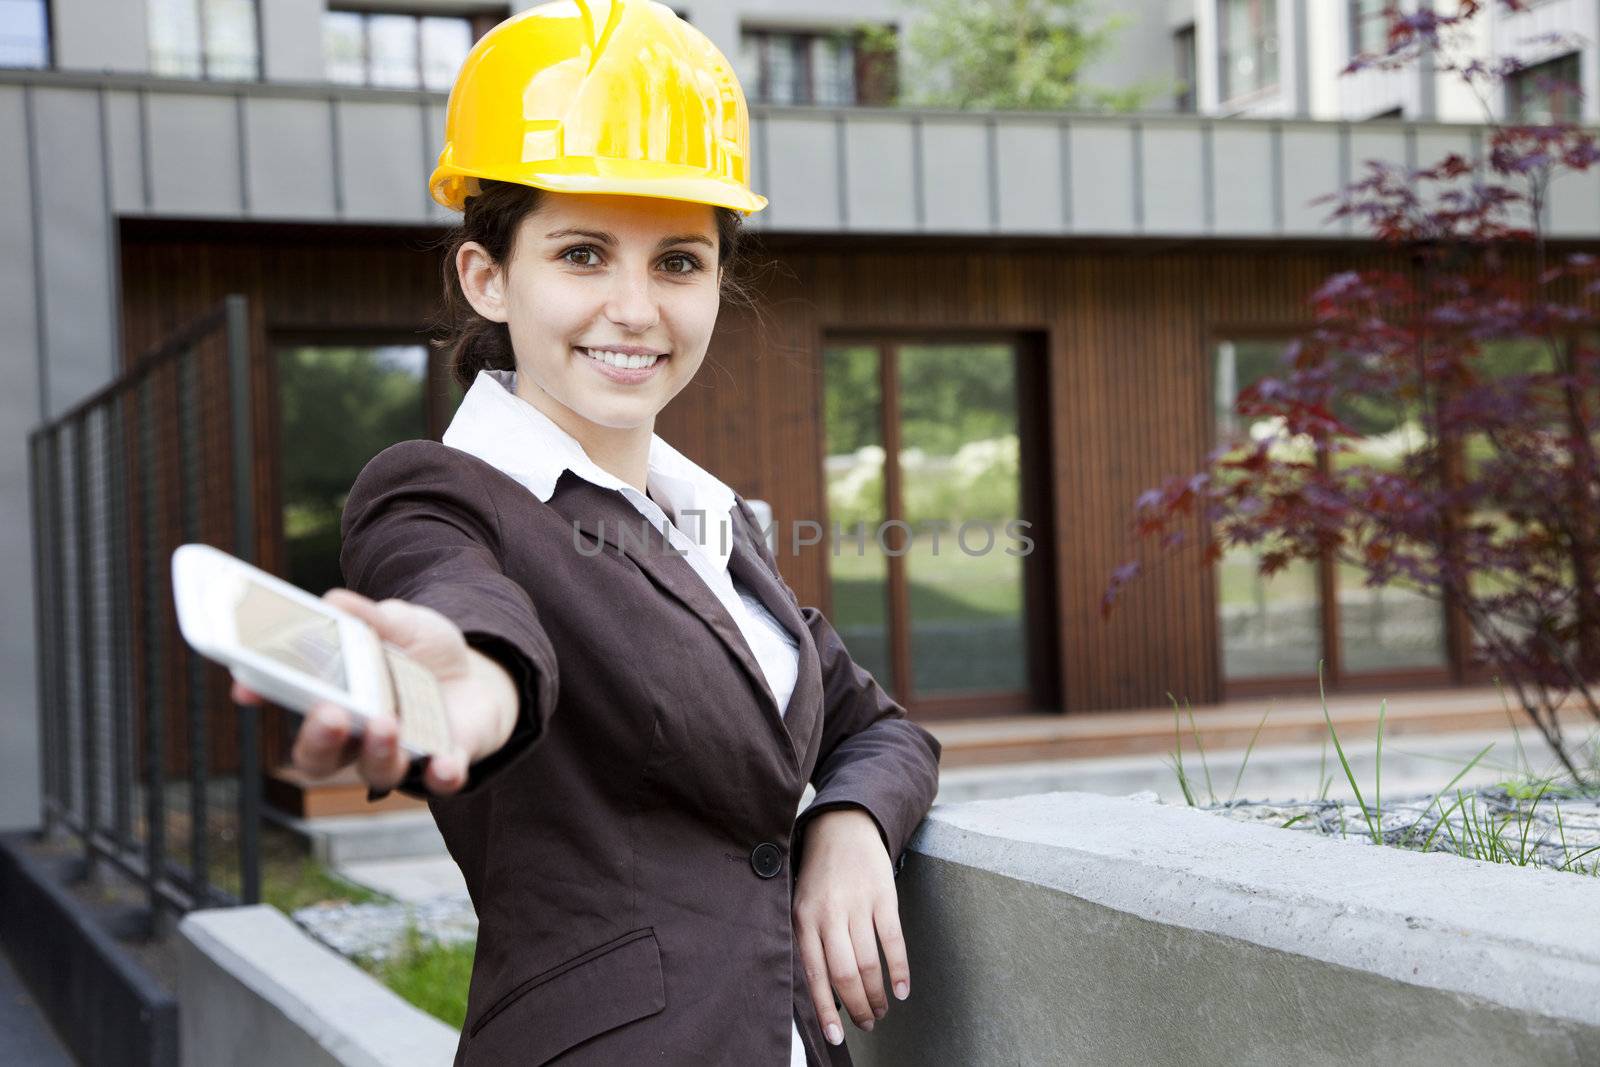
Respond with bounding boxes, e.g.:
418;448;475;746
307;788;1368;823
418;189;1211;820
576;346;668;370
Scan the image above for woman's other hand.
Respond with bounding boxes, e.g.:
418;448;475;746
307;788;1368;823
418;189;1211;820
230;588;519;796
792;808;909;1047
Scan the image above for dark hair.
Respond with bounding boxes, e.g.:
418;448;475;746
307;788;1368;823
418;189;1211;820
432;179;750;392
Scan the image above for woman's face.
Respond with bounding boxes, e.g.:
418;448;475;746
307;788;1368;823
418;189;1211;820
457;190;722;435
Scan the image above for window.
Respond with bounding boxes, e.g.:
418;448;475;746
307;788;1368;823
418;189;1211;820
1348;0;1389;58
823;338;1051;715
1218;0;1278;103
274;341;460;595
1507;51;1582;124
738;25;897;107
0;0;49;69
1174;24;1197;113
325;9;501;91
148;0;260;80
1213;339;1448;686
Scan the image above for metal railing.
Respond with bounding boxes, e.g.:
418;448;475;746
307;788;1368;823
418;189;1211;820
29;294;262;917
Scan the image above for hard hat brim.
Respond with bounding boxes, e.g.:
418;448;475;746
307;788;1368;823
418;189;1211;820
430;162;768;216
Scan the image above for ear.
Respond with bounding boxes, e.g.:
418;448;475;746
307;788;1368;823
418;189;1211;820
456;241;509;323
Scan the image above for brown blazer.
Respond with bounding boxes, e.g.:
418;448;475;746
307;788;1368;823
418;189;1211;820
338;439;943;1066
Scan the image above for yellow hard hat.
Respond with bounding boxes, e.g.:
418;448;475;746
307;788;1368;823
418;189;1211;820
428;0;767;215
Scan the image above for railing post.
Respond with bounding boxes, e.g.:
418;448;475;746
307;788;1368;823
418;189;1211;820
73;414;99;876
176;350;208;905
138;376;167;919
106;391;133;852
29;430;54;835
225;293;261;906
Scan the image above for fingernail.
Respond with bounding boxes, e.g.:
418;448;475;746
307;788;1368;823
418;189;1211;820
895;981;908;1000
861;1019;874;1032
826;1023;842;1045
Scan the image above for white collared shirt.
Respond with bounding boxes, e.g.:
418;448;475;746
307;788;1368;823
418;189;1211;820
441;369;808;1065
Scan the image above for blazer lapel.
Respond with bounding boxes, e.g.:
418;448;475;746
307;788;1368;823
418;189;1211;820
553;475;816;773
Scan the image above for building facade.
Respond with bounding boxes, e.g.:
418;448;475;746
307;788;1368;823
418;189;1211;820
3;0;1597;830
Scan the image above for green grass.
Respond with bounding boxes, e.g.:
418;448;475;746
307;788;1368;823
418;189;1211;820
1167;661;1600;875
358;924;475;1030
258;823;387;913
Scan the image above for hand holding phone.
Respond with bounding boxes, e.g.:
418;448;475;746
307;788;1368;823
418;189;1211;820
173;544;520;796
234;589;522;795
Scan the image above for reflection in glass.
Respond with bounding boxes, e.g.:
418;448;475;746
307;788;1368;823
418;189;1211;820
148;0;259;79
1214;339;1322;679
420;17;473;92
368;14;420;89
1330;389;1447;672
323;12;364;85
823;345;891;687
0;0;49;69
277;345;427;596
898;344;1026;694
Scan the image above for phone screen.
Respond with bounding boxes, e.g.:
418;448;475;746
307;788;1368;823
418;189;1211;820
232;579;350;693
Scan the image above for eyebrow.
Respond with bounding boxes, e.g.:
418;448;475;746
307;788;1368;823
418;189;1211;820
544;228;714;252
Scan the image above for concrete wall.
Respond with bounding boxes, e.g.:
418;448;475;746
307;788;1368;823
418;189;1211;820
178;905;458;1067
851;791;1600;1066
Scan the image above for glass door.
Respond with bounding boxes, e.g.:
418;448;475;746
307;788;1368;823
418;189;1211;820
824;337;1046;715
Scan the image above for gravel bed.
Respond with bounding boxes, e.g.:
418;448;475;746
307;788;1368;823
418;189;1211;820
1190;785;1600;872
292;895;478;962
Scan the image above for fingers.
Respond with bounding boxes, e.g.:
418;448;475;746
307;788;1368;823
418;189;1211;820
796;922;845;1047
421;748;470;796
354;711;410;793
230;678;262;705
290;701;362;778
849;912;888;1024
821;916;874;1032
874;896;911;1003
325;588;428;649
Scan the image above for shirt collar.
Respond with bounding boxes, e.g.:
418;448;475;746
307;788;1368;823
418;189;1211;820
441;368;740;570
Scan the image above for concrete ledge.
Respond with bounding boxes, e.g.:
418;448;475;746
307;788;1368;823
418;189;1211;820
851;791;1600;1066
265;808;449;865
178;905;458;1067
0;834;178;1067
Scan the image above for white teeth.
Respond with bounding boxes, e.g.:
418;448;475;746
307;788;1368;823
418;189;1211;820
583;348;663;370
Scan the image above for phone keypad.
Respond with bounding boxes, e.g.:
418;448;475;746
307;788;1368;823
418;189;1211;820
383;647;452;757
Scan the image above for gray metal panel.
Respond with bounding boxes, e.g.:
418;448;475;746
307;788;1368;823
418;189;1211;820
104;91;145;215
243;98;337;220
337;100;429;223
0;86;42;830
762;115;839;231
1212;124;1276;235
921;120;991;233
1140;121;1207;235
995;121;1064;233
1412;127;1477;228
146;93;243;216
843;116;917;232
1548;164;1600;238
34;89;117;412
425;102;455;227
1280;124;1344;235
1348;126;1408;187
1068;123;1137;233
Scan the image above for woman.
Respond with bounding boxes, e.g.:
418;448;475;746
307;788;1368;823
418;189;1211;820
234;3;942;1064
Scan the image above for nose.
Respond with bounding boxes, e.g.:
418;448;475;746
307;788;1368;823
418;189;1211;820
603;260;661;335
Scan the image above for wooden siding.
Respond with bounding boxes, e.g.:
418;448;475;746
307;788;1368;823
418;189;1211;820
123;222;1528;723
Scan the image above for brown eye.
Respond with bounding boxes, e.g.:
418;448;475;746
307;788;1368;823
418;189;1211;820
661;253;701;274
562;246;600;266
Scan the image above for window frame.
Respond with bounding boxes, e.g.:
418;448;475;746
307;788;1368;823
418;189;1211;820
1505;50;1583;125
0;0;54;70
148;0;265;83
324;5;504;92
1217;0;1280;106
1208;329;1458;698
740;23;897;108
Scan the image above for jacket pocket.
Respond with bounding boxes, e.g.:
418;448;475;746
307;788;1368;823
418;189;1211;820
465;927;666;1066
